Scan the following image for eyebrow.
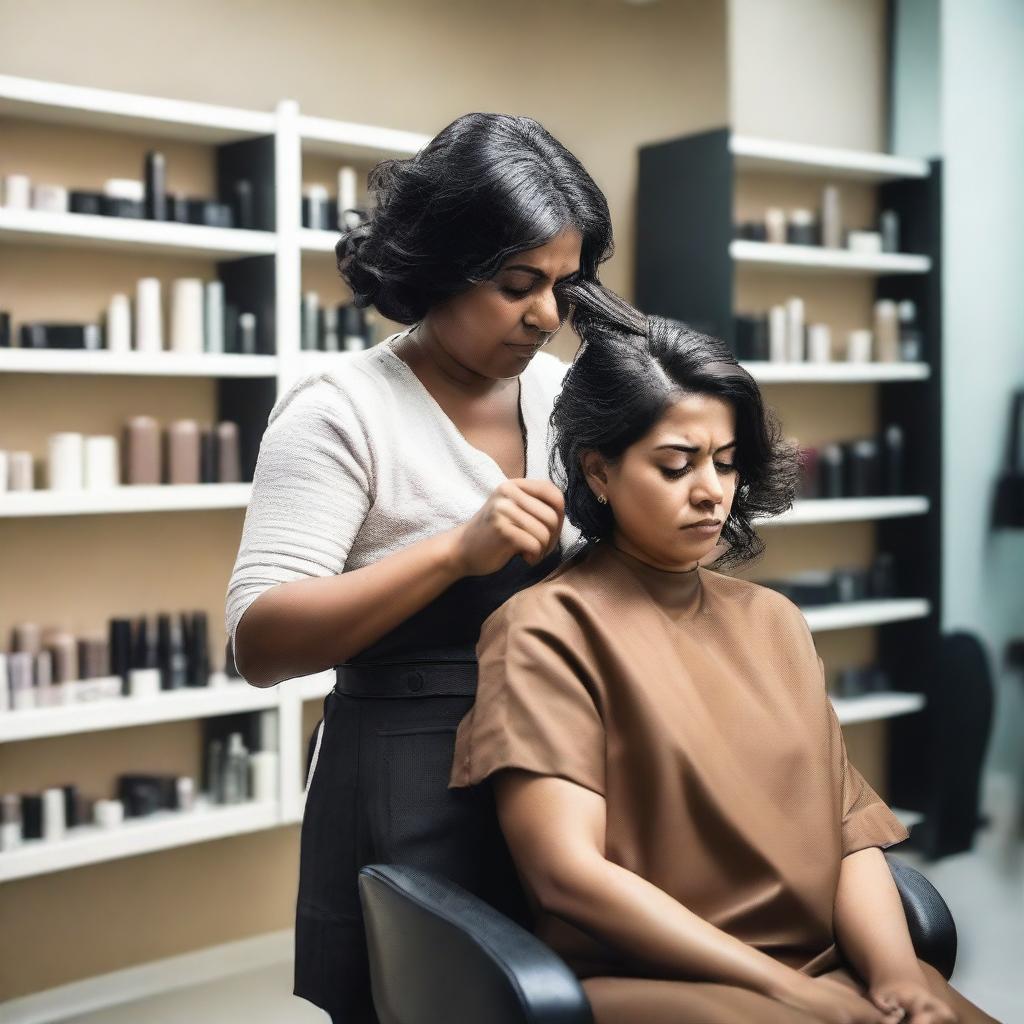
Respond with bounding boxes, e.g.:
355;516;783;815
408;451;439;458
501;264;581;284
656;441;737;455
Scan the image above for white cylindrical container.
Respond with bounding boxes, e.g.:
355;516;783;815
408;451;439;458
249;751;279;803
170;278;204;354
135;277;163;352
0;793;21;850
42;787;66;841
785;297;805;362
94;799;124;829
34;650;55;707
8;451;34;491
3;174;31;209
84;436;119;489
807;324;832;363
821;186;842;249
48;432;84;490
0;652;8;713
847;329;874;363
31;184;69;213
338;166;358;228
176;776;196;813
104;179;145;201
847;230;882;254
8;652;35;710
764;207;786;245
873;299;900;363
106;294;132;353
204;280;225;354
129;666;161;698
768;305;787;363
0;450;8;493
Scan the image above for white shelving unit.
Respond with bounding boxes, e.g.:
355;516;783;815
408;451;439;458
803;598;931;634
760;496;930;527
0;682;281;742
731;239;931;275
0;801;280;883
0;349;278;378
830;691;926;726
1;75;937;883
730;135;929;182
742;361;930;384
0;483;252;518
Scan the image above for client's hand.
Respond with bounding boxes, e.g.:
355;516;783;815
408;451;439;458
868;976;958;1024
773;972;907;1024
451;478;565;575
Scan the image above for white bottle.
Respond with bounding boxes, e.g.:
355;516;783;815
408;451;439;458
170;279;204;354
135;278;163;352
106;294;132;353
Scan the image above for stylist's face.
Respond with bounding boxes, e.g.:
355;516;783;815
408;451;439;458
425;227;582;378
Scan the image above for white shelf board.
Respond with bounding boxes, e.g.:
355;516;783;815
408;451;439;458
893;808;925;829
730;135;929;182
0;683;279;743
0;74;275;143
760;496;930;527
803;598;931;633
0;348;278;378
830;691;926;726
0;483;252;518
742;361;930;384
297;670;335;702
731;240;931;275
298;114;430;160
0;801;280;882
0;208;276;259
299;227;341;252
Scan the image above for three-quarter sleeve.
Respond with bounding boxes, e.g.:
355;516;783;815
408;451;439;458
818;657;910;856
450;598;606;797
224;375;374;665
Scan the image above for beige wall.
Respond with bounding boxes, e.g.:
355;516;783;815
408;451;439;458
0;0;728;999
728;0;889;150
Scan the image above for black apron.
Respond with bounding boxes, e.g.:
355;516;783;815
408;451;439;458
293;548;561;1023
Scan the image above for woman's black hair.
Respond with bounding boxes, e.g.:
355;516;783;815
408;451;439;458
551;282;800;569
336;113;613;324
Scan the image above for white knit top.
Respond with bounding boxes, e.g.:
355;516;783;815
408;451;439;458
224;329;579;667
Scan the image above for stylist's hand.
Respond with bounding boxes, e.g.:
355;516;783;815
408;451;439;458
772;972;906;1024
449;478;565;576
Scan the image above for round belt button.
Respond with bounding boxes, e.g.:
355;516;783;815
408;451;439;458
406;670;424;693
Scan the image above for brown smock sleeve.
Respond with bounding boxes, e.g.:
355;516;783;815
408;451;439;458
450;595;606;798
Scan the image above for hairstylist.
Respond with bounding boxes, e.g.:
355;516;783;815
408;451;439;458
224;113;613;1024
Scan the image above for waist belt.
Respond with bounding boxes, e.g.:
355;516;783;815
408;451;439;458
333;660;478;699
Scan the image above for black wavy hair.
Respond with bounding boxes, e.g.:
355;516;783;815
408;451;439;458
336;113;613;324
551;282;800;569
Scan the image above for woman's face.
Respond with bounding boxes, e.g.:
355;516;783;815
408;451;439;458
584;393;739;572
423;227;583;378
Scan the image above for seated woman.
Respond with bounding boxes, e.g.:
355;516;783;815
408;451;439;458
449;284;1001;1024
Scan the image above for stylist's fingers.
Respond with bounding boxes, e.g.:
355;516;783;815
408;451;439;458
498;520;548;566
503;482;563;550
493;499;554;563
512;477;566;520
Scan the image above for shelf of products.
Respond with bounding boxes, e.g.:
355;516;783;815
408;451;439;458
0;208;277;259
0;349;278;378
0;800;280;883
830;691;926;726
762;496;929;527
0;483;253;518
729;135;929;182
741;361;930;383
802;599;931;633
730;239;931;275
0;680;281;743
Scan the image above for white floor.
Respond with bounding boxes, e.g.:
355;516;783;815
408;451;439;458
36;826;1024;1024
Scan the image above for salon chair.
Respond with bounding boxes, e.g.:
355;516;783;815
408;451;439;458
357;854;957;1024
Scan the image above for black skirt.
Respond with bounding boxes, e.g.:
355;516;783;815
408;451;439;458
294;550;560;1023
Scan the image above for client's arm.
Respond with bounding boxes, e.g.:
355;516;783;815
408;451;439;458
495;771;900;1024
834;847;956;1021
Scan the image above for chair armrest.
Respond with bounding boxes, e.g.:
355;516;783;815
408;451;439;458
359;864;593;1024
886;853;958;980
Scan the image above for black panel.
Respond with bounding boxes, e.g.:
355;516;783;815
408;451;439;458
635;128;735;345
217;254;276;356
216;135;275;232
217;376;276;483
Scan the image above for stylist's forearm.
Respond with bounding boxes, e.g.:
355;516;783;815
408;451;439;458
833;847;924;986
541;852;801;999
235;529;465;686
